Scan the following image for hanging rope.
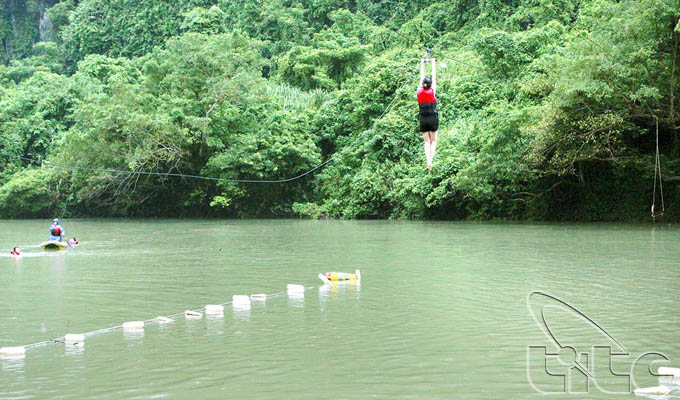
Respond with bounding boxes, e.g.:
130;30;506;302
651;115;665;220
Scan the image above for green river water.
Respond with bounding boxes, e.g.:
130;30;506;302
0;219;678;399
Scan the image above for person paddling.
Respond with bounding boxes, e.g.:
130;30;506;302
417;57;439;170
10;247;21;256
49;218;65;242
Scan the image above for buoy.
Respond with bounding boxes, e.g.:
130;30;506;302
122;321;144;331
250;294;267;301
287;284;305;299
659;367;680;377
318;270;361;284
634;385;670;396
64;334;85;344
205;304;224;315
156;316;174;324
287;284;305;293
233;295;251;309
184;310;202;319
0;347;25;358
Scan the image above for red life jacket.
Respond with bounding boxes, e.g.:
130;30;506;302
52;227;61;235
417;87;437;104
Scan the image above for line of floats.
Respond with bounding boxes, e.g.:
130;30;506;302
0;270;361;359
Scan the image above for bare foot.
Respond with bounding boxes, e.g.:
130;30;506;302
427;163;433;170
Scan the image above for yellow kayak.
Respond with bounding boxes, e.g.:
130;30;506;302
40;240;69;251
318;270;361;283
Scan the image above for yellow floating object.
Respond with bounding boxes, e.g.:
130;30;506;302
319;270;361;283
40;240;68;251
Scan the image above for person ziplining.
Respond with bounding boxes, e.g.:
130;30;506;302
417;54;439;170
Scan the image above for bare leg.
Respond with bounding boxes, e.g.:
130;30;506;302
429;131;438;167
422;132;431;169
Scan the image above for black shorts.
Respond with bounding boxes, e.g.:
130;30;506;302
418;102;439;132
419;114;439;132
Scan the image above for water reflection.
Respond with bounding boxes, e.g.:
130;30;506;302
319;282;361;299
123;330;144;341
0;220;678;400
287;293;304;308
1;356;25;373
65;342;85;357
232;308;251;322
206;315;224;336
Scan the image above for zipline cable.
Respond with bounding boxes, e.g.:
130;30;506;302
0;33;472;186
0;71;419;185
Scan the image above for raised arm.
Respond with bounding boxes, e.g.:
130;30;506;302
419;59;425;88
432;58;437;95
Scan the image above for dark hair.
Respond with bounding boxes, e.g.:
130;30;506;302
422;77;432;89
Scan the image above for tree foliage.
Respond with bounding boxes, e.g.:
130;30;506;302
0;0;678;220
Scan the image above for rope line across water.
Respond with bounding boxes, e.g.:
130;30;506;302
20;287;315;351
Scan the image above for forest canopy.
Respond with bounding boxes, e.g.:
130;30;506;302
0;0;678;221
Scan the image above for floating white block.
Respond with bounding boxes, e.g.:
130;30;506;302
122;321;144;331
659;367;680;377
658;375;678;386
185;310;202;319
0;347;25;357
205;304;224;315
233;295;251;309
250;294;267;301
634;385;670;396
287;284;305;294
156;316;174;324
64;334;85;344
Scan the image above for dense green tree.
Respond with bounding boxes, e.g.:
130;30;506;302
0;0;678;220
0;70;74;181
62;0;216;66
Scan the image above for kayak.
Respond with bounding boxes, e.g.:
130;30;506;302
40;240;69;251
318;270;361;284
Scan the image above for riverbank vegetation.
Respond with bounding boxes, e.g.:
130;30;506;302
0;0;678;220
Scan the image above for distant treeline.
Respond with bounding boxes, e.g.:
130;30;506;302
0;0;678;221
